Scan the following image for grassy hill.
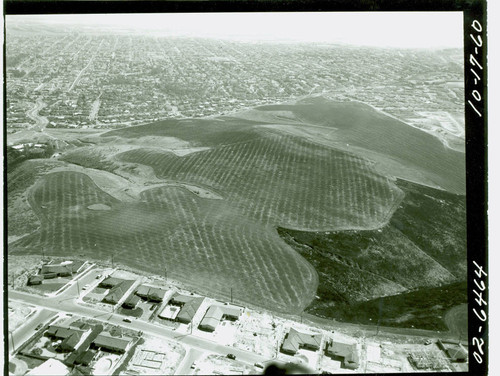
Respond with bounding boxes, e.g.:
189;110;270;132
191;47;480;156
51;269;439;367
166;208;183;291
253;96;465;194
8;97;466;319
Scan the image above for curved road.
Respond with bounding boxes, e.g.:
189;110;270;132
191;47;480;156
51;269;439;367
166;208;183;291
26;98;48;131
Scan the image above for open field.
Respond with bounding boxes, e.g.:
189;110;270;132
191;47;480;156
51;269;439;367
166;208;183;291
8;97;466;319
10;171;318;313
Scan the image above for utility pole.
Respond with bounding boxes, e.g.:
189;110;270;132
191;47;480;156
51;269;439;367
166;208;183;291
111;252;114;269
230;288;233;304
376;297;384;336
9;331;15;353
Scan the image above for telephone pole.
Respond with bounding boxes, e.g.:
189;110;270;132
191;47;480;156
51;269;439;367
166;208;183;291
9;331;15;353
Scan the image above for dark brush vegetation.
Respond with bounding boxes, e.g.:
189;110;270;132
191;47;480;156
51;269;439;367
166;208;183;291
7;144;55;171
315;281;467;332
60;148;117;173
278;179;467;331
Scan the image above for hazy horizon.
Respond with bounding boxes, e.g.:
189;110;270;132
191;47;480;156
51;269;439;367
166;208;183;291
7;12;463;49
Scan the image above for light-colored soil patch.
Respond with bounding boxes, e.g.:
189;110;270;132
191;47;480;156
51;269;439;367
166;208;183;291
125;335;185;375
93;355;118;374
192;354;255;375
176;183;223;200
234;107;302;125
233;310;282;358
8;301;36;331
50;161;224;202
87;203;112;211
170;147;211;156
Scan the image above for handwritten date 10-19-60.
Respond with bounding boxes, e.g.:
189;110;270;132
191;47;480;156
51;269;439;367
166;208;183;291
468;20;483;118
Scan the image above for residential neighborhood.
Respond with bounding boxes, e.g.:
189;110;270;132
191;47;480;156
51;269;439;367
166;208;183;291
8;256;469;375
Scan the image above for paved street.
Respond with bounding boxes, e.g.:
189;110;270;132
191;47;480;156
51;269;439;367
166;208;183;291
175;347;204;375
8;308;57;354
9;290;266;366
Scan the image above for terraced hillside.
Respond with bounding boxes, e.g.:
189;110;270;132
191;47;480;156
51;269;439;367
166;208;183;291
13;171;317;312
116;132;403;231
240;96;466;194
8;97;466;317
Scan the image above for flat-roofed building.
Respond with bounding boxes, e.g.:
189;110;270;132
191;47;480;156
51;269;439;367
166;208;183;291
281;328;323;355
159;305;181;321
27;359;69;376
40;265;72;277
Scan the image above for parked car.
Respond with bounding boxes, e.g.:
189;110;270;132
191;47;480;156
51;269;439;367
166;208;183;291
123;318;132;323
254;363;264;369
227;354;236;360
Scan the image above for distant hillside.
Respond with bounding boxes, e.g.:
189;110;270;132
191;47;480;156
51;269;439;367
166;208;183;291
244;96;466;194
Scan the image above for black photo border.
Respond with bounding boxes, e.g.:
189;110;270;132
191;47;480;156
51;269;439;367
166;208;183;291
3;1;487;376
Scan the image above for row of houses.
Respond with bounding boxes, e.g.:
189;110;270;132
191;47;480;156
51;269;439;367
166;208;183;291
158;293;205;324
28;260;86;285
42;321;135;368
281;328;359;370
99;277;169;309
158;293;243;331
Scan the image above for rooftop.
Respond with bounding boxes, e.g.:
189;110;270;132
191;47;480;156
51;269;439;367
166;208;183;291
282;328;323;354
